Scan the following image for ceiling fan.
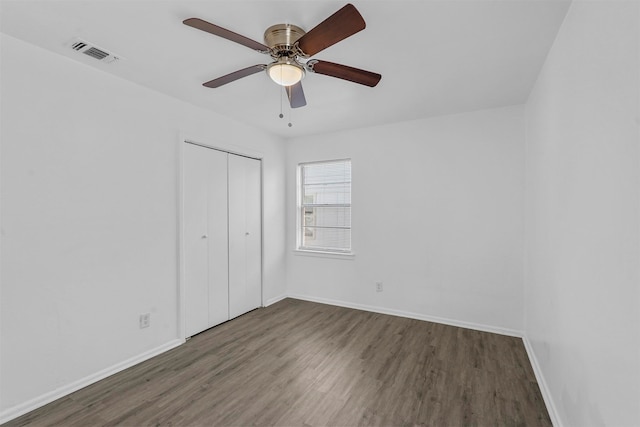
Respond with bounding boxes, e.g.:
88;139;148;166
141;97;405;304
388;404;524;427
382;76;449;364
183;3;381;109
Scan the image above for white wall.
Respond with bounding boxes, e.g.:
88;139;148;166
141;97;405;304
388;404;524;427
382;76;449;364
286;105;525;333
524;1;640;426
0;34;286;418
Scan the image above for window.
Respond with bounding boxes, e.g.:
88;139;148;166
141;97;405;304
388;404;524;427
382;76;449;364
298;159;351;253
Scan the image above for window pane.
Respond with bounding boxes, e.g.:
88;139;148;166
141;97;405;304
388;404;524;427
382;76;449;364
303;182;351;205
302;206;351;228
302;228;351;251
303;161;351;185
302;161;351;205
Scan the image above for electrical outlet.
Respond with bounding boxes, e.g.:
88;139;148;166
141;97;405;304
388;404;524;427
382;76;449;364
376;281;383;292
139;313;150;329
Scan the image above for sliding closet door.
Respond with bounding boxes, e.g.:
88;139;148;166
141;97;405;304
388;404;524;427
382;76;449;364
183;144;209;337
183;143;229;337
228;154;262;319
205;150;230;328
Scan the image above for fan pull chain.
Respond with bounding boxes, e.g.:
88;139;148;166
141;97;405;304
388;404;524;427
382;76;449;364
279;85;284;119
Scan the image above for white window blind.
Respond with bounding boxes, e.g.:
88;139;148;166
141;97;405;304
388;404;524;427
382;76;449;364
299;159;351;253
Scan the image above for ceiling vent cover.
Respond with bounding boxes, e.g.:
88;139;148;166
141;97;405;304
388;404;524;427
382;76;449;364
68;38;121;64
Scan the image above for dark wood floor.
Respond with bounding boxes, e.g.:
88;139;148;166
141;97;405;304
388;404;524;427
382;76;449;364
5;298;551;426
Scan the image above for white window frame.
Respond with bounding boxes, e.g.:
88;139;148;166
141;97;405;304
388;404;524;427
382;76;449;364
296;159;353;256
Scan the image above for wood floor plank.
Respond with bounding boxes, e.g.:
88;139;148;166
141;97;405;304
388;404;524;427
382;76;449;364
3;298;551;426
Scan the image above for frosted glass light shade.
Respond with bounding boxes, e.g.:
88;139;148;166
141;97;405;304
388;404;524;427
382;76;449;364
268;62;305;86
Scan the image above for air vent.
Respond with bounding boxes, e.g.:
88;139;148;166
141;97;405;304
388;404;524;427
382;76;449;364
67;38;122;64
83;47;109;60
71;41;87;50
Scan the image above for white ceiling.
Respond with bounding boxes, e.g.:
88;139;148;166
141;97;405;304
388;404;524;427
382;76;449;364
0;0;571;139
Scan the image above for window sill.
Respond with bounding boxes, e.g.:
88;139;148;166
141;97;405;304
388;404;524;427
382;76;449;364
293;249;355;260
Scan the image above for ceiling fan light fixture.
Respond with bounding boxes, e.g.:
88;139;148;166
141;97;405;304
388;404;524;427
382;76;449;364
267;60;305;86
184;3;381;108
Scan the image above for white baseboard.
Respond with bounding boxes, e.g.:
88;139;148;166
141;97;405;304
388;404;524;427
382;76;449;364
522;336;562;427
0;339;184;425
264;293;288;307
287;293;524;338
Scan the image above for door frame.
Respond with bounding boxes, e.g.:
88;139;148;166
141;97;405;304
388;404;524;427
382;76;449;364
177;134;265;341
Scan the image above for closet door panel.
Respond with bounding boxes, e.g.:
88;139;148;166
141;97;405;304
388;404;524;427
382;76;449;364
228;154;262;319
243;157;262;312
183;143;212;337
206;149;230;327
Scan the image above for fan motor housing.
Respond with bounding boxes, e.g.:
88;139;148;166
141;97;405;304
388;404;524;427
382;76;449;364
264;24;305;54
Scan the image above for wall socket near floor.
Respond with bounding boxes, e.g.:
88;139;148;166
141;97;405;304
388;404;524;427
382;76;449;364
376;281;383;292
139;313;150;329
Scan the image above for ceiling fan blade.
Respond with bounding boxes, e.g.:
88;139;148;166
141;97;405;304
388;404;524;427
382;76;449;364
286;82;307;108
203;65;266;88
296;4;366;56
183;18;270;53
309;60;381;87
